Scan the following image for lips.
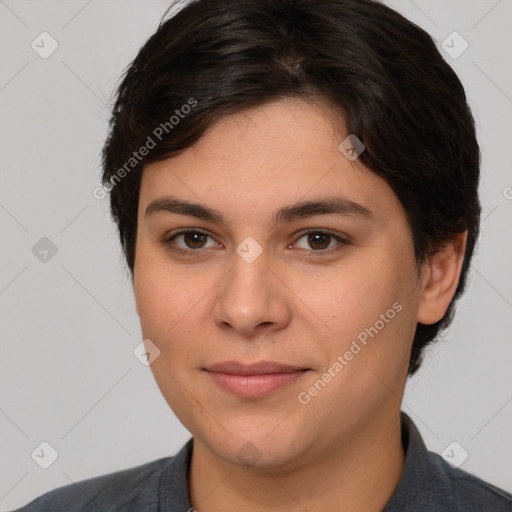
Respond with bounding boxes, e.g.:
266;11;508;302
206;360;308;375
204;360;310;398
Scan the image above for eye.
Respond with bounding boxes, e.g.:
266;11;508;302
161;228;349;258
162;229;219;254
293;229;349;253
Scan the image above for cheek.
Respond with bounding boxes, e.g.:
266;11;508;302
311;248;419;374
135;278;191;342
134;246;183;340
134;253;216;356
314;257;405;332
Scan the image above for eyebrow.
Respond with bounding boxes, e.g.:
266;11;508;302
145;195;375;227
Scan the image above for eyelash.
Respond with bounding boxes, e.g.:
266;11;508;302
160;228;349;258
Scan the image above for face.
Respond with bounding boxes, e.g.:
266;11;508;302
133;98;425;469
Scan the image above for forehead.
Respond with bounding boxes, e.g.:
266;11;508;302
138;98;403;227
189;98;348;171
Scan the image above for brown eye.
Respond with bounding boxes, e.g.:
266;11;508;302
293;229;349;254
307;232;331;250
163;229;218;254
182;231;208;249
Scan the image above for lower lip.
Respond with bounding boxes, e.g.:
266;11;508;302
206;370;308;398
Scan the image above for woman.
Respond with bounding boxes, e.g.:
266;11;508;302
16;0;512;510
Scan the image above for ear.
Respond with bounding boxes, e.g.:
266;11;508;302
417;231;468;325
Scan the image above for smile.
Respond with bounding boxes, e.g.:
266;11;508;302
204;361;311;399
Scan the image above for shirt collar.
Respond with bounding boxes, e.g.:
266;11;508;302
382;411;452;511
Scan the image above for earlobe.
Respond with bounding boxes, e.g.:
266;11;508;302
417;231;468;325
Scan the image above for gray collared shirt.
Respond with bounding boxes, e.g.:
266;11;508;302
13;412;512;511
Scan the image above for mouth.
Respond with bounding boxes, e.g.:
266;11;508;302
203;361;311;399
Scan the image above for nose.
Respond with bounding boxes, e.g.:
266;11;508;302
212;247;292;338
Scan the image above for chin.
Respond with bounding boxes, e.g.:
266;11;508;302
203;420;309;470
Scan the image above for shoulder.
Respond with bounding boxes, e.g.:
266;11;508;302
387;413;512;512
428;451;512;512
12;457;172;512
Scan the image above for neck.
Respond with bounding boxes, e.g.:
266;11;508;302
189;408;405;512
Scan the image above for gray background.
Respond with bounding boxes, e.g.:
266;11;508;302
0;0;511;508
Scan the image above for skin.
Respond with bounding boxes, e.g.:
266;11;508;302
133;98;467;511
